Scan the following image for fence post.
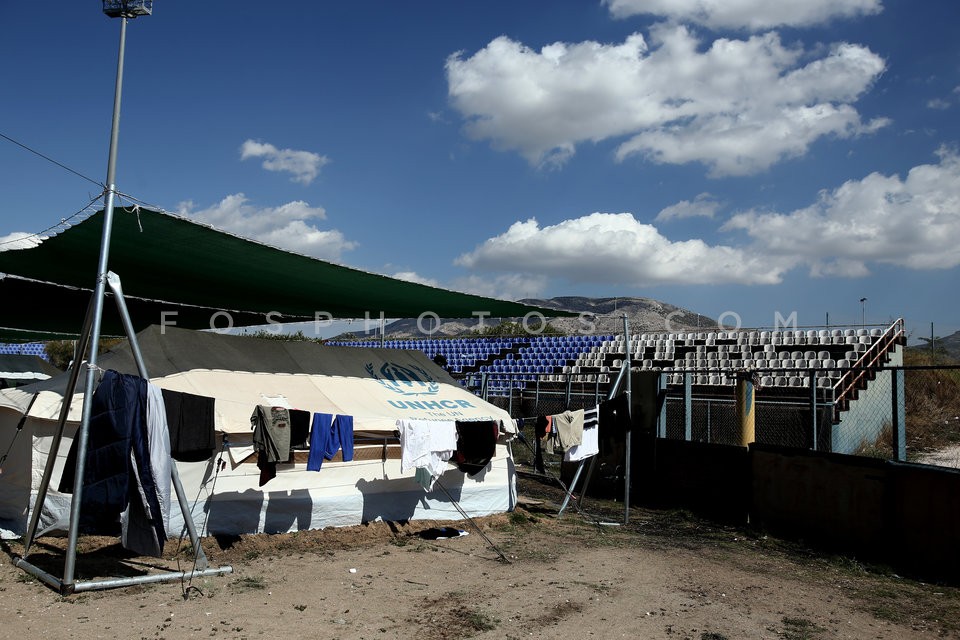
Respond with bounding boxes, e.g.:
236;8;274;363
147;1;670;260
891;367;906;462
809;370;818;451
684;372;692;441
706;398;712;443
657;372;667;439
736;371;756;446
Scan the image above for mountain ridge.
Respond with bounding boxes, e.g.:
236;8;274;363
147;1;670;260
332;296;717;339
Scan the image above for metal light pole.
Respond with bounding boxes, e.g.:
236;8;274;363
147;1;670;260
17;2;231;593
859;297;867;328
62;0;154;588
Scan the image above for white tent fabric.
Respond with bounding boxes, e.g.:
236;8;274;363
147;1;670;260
0;370;515;436
0;327;517;538
0;418;515;538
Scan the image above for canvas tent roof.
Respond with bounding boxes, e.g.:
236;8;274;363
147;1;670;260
0;207;571;340
6;325;513;434
0;354;61;384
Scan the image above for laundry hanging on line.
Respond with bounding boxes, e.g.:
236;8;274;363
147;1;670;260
564;404;599;462
58;370;171;558
307;413;354;471
397;418;457;490
251;405;291;487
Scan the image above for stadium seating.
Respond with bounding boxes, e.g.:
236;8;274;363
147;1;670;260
0;342;50;361
325;321;904;420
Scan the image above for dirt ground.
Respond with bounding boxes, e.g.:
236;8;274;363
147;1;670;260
1;473;959;640
916;444;960;469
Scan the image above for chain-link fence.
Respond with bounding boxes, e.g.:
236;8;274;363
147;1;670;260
462;374;614;484
903;366;960;468
662;395;829;449
466;374;610;418
830;365;960;467
457;364;960;469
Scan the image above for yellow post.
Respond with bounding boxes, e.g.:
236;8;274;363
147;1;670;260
736;372;756;447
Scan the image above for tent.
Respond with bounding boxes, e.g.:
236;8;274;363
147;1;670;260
0;205;565;589
0;325;517;538
0;354;62;388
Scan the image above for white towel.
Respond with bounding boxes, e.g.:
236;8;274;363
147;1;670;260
397;419;457;489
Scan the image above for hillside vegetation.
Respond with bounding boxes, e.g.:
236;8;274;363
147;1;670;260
335;295;715;339
903;349;960;457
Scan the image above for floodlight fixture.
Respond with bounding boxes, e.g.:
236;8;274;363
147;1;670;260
102;0;152;19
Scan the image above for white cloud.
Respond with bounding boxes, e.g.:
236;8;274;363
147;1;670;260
240;139;330;185
446;27;886;176
723;147;960;273
927;98;951;110
391;271;440;287
603;0;882;30
655;192;721;221
451;273;551;301
387;271;544;303
456;212;788;286
178;194;357;261
452;151;960;289
809;258;871;278
0;232;45;251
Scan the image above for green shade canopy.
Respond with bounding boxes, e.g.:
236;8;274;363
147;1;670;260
0;275;287;341
0;207;571;338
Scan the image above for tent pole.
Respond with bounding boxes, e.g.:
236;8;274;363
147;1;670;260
556;459;585;515
560;340;629;516
13;558;63;592
9;394;40;547
105;272;148;373
72;566;232;592
511;427;583;517
19;296;96;558
575;454;599;510
106;272;208;568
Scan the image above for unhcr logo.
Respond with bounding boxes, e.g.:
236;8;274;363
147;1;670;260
366;362;440;396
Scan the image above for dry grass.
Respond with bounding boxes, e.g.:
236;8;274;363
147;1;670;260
902;351;960;457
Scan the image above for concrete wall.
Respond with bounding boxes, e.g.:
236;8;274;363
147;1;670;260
641;438;960;583
644;438;750;524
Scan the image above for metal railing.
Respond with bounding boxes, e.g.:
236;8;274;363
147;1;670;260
834;318;905;416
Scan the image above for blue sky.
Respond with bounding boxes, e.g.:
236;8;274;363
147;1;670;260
1;1;958;342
